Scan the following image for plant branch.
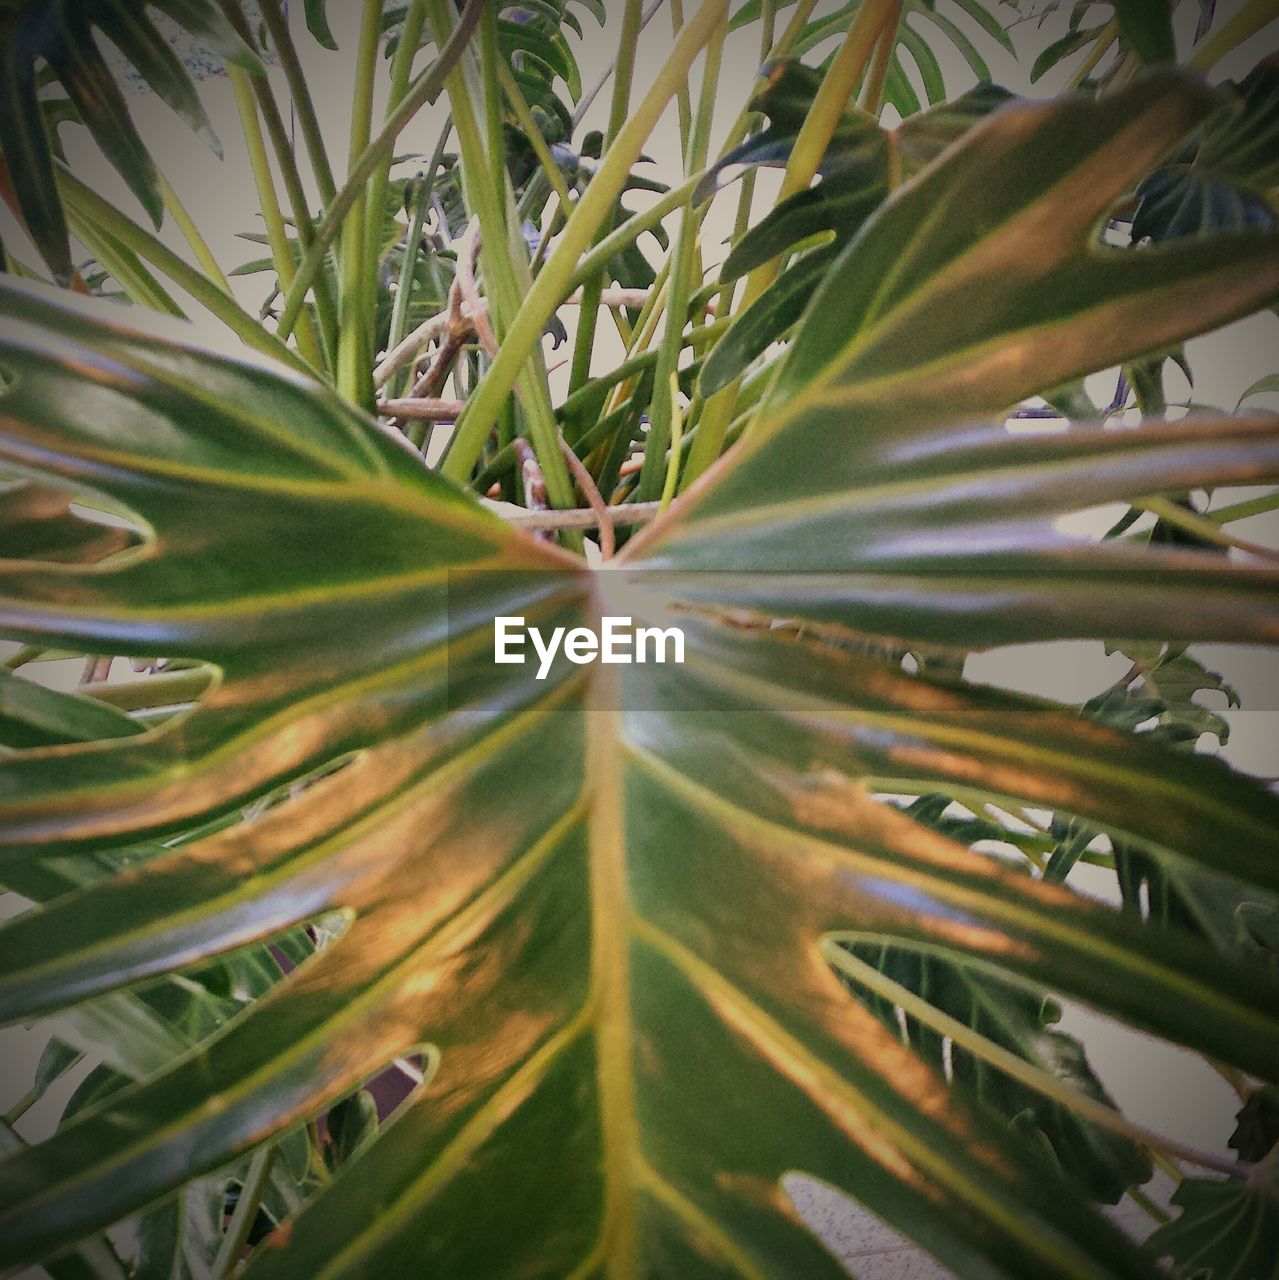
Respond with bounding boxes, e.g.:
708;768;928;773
559;434;616;558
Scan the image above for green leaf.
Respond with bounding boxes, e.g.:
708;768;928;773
1031;25;1109;83
658;74;1279;649
3;68;1279;1280
324;1090;380;1172
698;72;1011;392
303;0;340;50
0;1;258;280
0;478;138;565
700;247;836;396
0;280;1208;1279
1232;1089;1279;1163
1145;1173;1279;1279
1115;0;1177;65
1239;372;1279;405
0;669;143;751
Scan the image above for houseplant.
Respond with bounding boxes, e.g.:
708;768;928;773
1;0;1278;1274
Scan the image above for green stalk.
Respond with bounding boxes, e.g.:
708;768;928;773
214;0;338;360
670;0;692;153
259;0;338;207
427;0;574;511
658;373;685;512
336;0;384;408
386;177;433;400
56;167;312;375
859;0;903;115
636;11;726;502
1190;0;1279;71
1067;19;1118;89
567;171;702;296
681;0;824;484
230;67;326;372
158;173;231;293
82;666;215;712
1209;491;1279;524
364;0;430;327
275;3;482;345
559;321;723;420
742;0;891;307
212;1145;276;1280
500;63;574;210
1137;496;1279;560
480;5;509;234
567;0;645;400
66;209;185;316
726;0;777;253
442;0;731;487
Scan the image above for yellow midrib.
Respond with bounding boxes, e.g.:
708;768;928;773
586;653;641;1278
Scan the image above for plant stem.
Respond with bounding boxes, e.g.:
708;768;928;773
824;941;1245;1178
65;209;185;316
56;168;312;375
275;1;483;345
80;666;215;712
386;178;433;399
364;0;430;329
442;0;732;487
859;0;903;115
636;8;726;501
1128;1186;1172;1224
158;174;232;293
670;0;693;153
1138;496;1279;560
500;64;574;211
229;67;326;372
1190;0;1279;71
658;373;685;513
212;1145;276;1280
743;0;889;306
1209;491;1279;524
214;0;338;359
336;0;384;409
681;0;834;482
489;500;664;532
427;0;574;512
567;0;645;400
258;0;338;206
565;171;705;297
1068;19;1118;89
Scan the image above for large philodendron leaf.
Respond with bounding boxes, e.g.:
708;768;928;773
645;72;1279;647
0;0;257;280
3;69;1279;1278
